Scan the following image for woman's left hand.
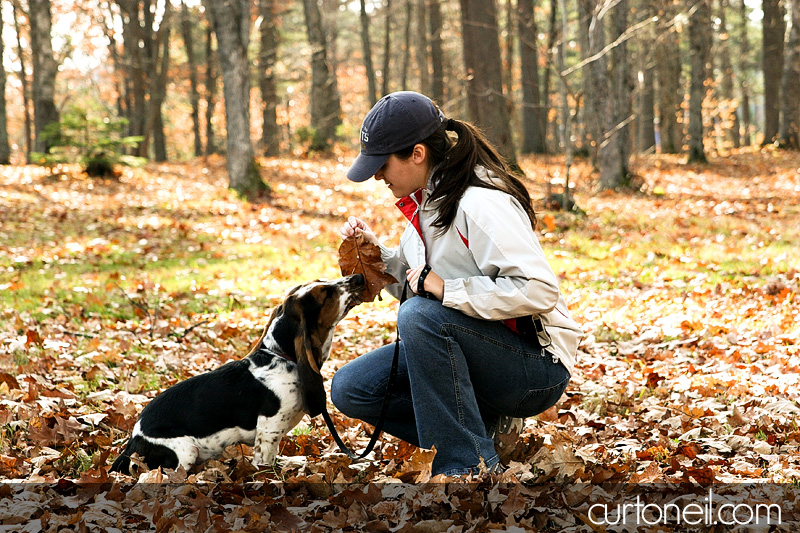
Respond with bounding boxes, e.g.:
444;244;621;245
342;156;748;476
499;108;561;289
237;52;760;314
406;265;444;300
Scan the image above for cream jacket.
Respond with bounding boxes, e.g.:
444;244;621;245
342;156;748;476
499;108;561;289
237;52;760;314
379;167;583;376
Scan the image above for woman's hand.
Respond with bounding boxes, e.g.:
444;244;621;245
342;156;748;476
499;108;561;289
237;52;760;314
407;264;444;301
339;216;379;246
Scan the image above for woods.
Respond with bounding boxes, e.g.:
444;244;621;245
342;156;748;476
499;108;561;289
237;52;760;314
0;0;799;190
2;0;800;528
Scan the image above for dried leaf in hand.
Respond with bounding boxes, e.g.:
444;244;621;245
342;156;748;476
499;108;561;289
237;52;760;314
338;234;398;302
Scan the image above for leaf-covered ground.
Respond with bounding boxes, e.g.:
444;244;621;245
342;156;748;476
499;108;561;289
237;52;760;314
1;150;800;530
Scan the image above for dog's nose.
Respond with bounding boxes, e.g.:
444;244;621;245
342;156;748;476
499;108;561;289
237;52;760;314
350;273;365;286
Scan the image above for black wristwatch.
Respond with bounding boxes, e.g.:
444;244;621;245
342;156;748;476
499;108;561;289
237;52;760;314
417;264;435;299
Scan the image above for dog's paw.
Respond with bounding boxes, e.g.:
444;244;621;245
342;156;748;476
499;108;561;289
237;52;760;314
251;452;278;469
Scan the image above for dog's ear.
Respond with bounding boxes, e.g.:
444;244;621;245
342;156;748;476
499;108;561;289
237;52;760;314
294;316;326;417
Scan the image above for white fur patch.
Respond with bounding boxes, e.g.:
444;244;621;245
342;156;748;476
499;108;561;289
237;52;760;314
132;421;256;470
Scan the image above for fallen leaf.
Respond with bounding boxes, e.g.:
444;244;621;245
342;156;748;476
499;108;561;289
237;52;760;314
338;234;397;302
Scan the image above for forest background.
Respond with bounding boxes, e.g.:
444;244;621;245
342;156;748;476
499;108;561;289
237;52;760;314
1;0;800;530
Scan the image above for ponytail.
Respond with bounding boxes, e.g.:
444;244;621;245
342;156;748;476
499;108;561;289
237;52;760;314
431;118;538;233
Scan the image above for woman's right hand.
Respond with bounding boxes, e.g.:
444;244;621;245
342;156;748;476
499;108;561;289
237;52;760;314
339;216;379;245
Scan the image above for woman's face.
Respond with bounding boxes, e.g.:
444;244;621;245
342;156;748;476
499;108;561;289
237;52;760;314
373;145;431;198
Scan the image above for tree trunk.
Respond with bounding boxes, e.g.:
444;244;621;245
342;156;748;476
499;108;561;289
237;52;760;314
459;0;518;166
205;25;219;155
182;0;203;157
542;0;557;154
656;3;682;154
360;0;378;105
101;1;127;124
416;0;430;94
12;0;32;162
29;0;60;155
401;0;413;90
382;0;393;97
203;0;268;197
687;0;711;163
639;58;656;153
302;0;342;151
637;1;656;153
598;0;633;189
575;0;591;155
762;0;786;144
738;0;752;146
429;0;445;102
118;0;148;156
718;0;741;149
149;4;172;162
518;0;545;154
0;3;10;164
779;0;800;149
502;0;514;97
259;0;281;156
579;0;605;165
321;0;342;97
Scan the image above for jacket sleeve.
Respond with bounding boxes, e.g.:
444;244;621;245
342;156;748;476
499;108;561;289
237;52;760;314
441;191;561;320
379;240;410;300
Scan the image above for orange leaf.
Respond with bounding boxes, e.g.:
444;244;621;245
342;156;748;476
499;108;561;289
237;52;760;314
542;213;557;232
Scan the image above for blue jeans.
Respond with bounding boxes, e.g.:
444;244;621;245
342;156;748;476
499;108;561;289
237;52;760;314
331;296;570;477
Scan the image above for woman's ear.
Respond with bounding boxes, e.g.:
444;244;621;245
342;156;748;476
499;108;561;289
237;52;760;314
412;143;427;165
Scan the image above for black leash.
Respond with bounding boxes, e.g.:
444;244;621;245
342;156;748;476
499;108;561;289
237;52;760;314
321;281;409;460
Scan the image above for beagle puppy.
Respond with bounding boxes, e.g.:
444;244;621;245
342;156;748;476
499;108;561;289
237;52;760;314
110;274;365;474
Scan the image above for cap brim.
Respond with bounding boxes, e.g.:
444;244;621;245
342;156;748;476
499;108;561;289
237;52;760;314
346;152;389;182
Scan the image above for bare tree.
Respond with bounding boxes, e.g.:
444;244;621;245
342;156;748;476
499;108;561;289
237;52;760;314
258;0;281;156
578;0;603;163
401;0;413;90
737;0;753;146
204;24;219;155
597;0;633;188
519;0;546;154
656;1;682;154
762;0;786;144
29;0;60;154
116;0;172;159
429;0;445;102
416;0;430;94
302;0;342;151
458;0;518;166
360;0;378;105
779;0;800;149
100;2;127;124
12;0;32;161
203;0;268;197
0;2;10;164
149;3;172;162
637;1;656;153
688;0;712;163
181;0;203;157
718;0;741;149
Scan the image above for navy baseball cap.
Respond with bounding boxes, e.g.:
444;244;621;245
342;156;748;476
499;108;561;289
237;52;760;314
346;91;445;182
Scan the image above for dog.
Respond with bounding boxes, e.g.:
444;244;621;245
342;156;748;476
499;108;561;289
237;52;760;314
110;274;365;474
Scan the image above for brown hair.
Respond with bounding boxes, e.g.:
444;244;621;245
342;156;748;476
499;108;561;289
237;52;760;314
395;118;537;234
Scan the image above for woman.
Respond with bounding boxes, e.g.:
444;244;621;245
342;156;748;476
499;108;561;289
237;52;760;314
332;91;583;477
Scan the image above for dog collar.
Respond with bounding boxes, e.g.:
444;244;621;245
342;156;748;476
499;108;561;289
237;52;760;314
261;345;296;363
